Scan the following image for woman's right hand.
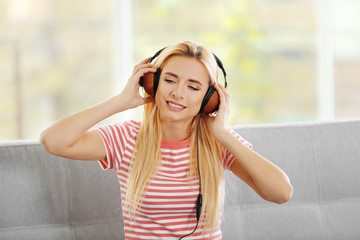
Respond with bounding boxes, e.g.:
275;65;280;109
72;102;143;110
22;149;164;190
117;57;157;110
40;57;158;161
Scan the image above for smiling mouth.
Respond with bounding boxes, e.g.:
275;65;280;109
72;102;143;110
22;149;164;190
166;101;186;109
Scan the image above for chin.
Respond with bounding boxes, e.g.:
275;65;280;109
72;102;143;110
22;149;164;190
160;110;193;124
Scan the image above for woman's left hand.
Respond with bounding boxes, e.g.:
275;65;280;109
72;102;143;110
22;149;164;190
204;83;231;139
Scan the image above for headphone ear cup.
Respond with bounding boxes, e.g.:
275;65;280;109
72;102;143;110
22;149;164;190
200;85;220;114
139;69;160;97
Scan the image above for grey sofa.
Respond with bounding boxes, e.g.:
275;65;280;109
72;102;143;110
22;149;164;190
1;119;360;240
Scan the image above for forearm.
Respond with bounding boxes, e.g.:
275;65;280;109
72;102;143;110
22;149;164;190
217;128;293;203
40;95;126;152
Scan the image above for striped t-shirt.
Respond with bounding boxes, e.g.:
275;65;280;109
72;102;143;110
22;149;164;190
94;120;252;240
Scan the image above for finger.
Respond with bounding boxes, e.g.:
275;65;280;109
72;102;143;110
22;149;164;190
215;83;231;104
133;67;158;82
133;62;155;74
137;67;158;76
133;56;154;73
216;82;228;95
214;83;226;103
214;84;231;118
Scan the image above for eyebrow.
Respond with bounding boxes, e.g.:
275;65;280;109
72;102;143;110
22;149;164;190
163;72;203;86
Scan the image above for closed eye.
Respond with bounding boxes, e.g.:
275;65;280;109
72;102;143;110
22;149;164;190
189;86;200;91
165;79;175;83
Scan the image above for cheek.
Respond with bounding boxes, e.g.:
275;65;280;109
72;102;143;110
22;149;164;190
155;83;167;100
188;92;206;108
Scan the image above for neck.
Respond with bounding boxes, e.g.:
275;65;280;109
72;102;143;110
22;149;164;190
161;120;192;142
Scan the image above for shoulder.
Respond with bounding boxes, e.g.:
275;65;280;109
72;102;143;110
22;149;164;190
115;120;141;140
125;120;141;132
123;120;141;140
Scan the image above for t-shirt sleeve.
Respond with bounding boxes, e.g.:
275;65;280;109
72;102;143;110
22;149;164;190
92;120;138;171
223;128;253;171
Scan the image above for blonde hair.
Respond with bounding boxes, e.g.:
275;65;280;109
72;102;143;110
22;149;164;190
124;41;224;234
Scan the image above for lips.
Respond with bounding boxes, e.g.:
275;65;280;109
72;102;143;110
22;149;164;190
166;101;186;110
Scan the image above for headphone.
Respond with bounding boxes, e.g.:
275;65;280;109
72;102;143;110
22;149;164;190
139;47;227;114
139;46;228;239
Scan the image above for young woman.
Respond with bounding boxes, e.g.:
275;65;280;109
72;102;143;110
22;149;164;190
40;41;293;239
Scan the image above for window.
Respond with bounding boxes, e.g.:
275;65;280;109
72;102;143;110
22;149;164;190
334;0;360;119
0;0;115;140
0;0;358;140
133;0;318;124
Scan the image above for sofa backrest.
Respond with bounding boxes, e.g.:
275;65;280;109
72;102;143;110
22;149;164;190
1;119;360;240
222;119;360;239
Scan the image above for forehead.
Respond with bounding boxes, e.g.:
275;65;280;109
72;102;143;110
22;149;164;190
162;55;210;84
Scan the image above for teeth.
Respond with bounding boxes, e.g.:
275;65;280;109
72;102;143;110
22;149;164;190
168;102;185;109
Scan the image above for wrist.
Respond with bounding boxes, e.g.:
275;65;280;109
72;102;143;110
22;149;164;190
211;125;228;142
215;128;238;149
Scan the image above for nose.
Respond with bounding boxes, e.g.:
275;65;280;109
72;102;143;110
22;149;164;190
171;83;185;99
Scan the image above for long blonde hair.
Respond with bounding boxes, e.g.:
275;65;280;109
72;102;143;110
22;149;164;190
124;41;225;233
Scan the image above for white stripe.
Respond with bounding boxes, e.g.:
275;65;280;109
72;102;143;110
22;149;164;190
142;191;198;197
147;185;198;191
124;212;195;220
141;197;197;203
124;219;197;228
158;165;190;172
139;208;195;214
155;173;190;178
161;148;189;153
161;156;190;163
140;201;196;208
150;179;198;185
124;233;176;240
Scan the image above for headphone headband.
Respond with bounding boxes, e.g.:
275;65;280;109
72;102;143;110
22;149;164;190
212;53;227;88
149;47;166;63
148;47;227;88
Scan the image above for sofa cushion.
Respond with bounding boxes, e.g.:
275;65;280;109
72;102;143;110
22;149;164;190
0;141;124;240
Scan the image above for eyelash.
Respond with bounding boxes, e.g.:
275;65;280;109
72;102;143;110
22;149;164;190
164;79;200;91
189;86;199;91
165;79;175;83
